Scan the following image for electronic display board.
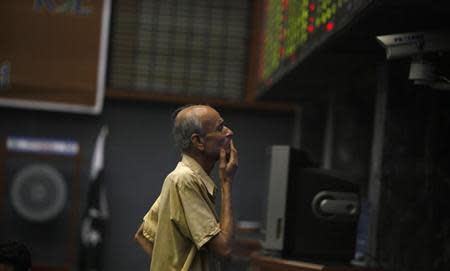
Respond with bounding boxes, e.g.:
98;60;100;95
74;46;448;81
257;0;373;95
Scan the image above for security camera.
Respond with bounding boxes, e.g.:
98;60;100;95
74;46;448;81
409;60;450;90
376;32;450;90
376;32;450;59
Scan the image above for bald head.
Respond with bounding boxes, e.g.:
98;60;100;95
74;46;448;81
174;105;211;127
172;105;216;152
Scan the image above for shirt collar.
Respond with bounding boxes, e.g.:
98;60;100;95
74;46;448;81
181;154;216;196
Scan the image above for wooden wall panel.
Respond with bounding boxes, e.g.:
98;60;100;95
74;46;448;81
0;0;110;114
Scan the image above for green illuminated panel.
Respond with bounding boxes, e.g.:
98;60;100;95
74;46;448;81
261;0;282;80
258;0;371;89
286;0;309;56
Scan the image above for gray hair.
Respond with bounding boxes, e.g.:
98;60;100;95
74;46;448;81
172;105;206;152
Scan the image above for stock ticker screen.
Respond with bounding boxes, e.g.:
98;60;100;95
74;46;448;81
257;0;373;94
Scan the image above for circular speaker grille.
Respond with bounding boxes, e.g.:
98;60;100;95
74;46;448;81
10;164;67;222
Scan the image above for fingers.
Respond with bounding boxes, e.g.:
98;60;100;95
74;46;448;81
230;140;237;152
219;141;238;182
227;140;238;168
219;148;226;169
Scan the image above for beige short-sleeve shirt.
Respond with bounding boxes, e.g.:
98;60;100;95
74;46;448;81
142;154;221;271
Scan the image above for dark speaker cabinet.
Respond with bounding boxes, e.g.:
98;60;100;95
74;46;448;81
0;137;81;268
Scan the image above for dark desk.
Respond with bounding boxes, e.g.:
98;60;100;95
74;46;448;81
250;253;379;271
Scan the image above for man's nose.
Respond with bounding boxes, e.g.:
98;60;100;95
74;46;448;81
225;126;233;137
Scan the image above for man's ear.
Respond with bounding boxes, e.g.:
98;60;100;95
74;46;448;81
191;134;205;151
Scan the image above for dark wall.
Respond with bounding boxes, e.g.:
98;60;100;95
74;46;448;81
299;66;376;187
376;62;450;271
0;100;294;270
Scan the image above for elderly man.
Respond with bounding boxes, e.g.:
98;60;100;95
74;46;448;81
135;105;238;271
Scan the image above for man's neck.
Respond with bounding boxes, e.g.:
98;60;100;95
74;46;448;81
184;151;215;175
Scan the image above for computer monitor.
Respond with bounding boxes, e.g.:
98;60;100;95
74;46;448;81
261;145;359;263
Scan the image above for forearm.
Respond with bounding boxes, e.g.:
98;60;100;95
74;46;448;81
209;143;237;258
210;180;234;258
134;223;154;256
219;181;234;243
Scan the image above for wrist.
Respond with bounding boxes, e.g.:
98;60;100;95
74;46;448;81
221;180;232;191
221;176;232;184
